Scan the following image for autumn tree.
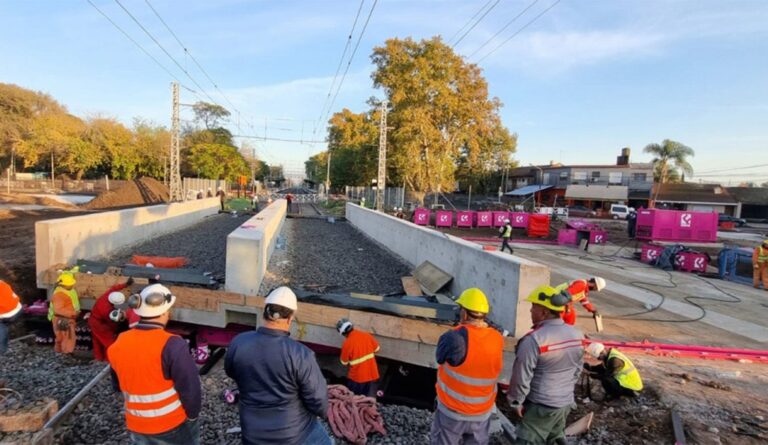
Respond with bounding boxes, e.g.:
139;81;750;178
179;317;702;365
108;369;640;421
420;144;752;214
192;101;231;130
86;117;134;179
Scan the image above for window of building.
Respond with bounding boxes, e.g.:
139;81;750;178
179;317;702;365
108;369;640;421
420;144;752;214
559;171;568;181
542;173;550;184
591;171;601;179
517;178;528;187
573;171;587;181
609;172;622;184
632;173;648;182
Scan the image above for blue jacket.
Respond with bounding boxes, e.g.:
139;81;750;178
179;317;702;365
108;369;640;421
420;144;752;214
225;327;328;445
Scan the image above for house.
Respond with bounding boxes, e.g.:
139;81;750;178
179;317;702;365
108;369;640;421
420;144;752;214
652;183;739;214
726;187;768;220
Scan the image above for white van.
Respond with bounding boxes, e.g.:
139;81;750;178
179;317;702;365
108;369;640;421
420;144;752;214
610;204;634;220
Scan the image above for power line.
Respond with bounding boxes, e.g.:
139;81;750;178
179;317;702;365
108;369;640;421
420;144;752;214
466;0;539;59
112;0;220;106
695;163;768;174
234;134;326;144
314;0;367;138
452;0;500;48
446;0;494;45
476;0;561;63
320;0;378;138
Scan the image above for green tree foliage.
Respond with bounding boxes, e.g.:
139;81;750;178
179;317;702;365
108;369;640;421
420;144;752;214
192;101;231;130
132;119;171;179
188;143;250;181
86;117;134;179
644;139;694;183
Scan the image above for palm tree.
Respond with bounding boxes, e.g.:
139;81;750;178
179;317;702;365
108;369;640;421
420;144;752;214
644;139;694;184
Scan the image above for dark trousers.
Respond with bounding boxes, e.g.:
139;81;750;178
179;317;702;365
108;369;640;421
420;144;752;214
500;237;513;253
599;376;637;399
0;312;22;355
346;379;374;396
129;418;199;445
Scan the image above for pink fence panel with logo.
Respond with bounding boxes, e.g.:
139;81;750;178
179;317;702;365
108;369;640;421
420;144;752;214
456;211;475;228
413;208;431;226
476;211;493;227
558;229;578;245
435;210;453;227
636;209;717;243
589;230;608;245
640;243;665;264
492;211;510;227
510;212;529;228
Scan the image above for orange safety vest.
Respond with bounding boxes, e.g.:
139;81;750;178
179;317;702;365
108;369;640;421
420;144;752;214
108;328;187;435
567;279;589;302
0;281;22;319
436;324;503;419
340;329;380;383
755;246;768;264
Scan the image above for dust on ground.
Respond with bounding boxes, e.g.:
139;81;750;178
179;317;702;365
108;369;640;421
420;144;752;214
84;177;169;210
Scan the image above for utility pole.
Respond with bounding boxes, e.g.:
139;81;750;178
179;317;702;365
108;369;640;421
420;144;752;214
169;82;182;202
325;151;331;198
376;100;388;211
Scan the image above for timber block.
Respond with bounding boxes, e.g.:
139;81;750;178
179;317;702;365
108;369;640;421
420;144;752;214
0;398;58;433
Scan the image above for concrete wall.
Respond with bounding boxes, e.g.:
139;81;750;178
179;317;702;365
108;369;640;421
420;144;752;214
225;199;287;296
35;198;221;288
346;203;550;337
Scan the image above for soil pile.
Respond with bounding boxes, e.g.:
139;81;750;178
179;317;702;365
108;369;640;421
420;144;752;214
0;193;75;208
84;177;169;210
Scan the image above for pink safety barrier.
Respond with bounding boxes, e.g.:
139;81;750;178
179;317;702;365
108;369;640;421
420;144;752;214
640;243;665;264
589;230;608;245
557;229;578;245
636;209;718;243
492;211;510;227
456;211;475;228
476;211;493;227
413;208;431;226
509;212;529;228
674;251;709;273
435;210;453;227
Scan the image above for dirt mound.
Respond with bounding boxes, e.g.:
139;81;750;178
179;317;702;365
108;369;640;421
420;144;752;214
84;177;169;209
0;193;75;208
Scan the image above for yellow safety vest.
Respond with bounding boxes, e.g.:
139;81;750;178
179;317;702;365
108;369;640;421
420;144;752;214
48;287;80;321
609;349;643;391
757;247;768;263
502;225;512;238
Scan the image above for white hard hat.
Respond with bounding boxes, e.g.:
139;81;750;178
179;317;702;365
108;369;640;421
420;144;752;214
591;277;606;291
145;263;155;268
108;291;126;305
130;284;176;318
504;219;511;223
586;342;605;359
265;286;297;311
336;318;353;335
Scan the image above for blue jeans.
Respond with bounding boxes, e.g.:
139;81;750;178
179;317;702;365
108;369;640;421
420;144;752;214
304;419;334;445
0;312;21;355
129;418;199;445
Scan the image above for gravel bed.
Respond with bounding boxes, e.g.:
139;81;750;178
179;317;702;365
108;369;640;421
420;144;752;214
104;213;250;282
259;218;412;295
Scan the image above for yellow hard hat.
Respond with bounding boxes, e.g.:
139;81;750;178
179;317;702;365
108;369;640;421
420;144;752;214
57;272;76;287
526;285;570;312
456;288;490;314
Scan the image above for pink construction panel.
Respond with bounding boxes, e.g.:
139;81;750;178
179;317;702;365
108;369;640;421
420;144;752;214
456;211;475;228
640;243;665;264
557;229;578;245
435;210;453;227
589;230;607;245
476;211;493;227
413;208;431;226
675;252;709;273
636;209;718;242
510;212;529;228
492;211;510;227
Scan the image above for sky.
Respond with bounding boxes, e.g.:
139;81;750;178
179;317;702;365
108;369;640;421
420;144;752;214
1;0;767;185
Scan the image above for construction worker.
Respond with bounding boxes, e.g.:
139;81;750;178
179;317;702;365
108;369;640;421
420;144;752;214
336;318;380;396
87;278;134;362
216;187;226;211
507;285;584;445
0;280;22;355
499;218;513;254
753;239;768;290
557;277;605;326
108;284;201;444
206;188;213;198
286;193;294;212
225;287;331;445
584;342;643;399
430;288;503;445
48;271;81;355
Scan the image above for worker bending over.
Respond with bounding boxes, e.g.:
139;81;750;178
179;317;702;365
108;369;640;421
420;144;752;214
557;277;605;325
336;318;380;396
584;342;643;399
430;288;504;445
48;271;81;355
508;286;584;445
753;239;768;290
88;278;136;362
499;218;513;254
0;280;22;355
108;284;201;444
225;287;331;445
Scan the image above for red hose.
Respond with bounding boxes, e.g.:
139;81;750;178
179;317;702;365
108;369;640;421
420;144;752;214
586;339;768;363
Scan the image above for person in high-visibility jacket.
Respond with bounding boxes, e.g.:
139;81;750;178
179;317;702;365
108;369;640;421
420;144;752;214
499;219;514;254
430;288;503;445
557;277;606;325
108;284;201;444
48;271;81;355
584;342;643;399
336;318;380;396
0;280;23;355
753;239;768;290
87;278;135;362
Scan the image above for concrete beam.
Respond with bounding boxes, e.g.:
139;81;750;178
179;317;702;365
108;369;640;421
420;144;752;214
346;203;550;338
225;199;287;295
35;198;220;288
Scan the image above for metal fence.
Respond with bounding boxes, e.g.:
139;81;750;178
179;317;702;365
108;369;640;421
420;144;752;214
345;186;406;209
273;192;318;203
182;178;227;200
1;177;125;194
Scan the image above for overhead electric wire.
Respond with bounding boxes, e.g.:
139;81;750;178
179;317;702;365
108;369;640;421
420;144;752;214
451;0;500;48
695;163;768;175
466;0;539;59
112;0;221;106
476;0;561;63
314;0;367;138
446;0;494;45
234;134;326;144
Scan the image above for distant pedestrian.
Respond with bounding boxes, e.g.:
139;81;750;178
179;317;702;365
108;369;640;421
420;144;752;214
0;280;22;355
216;187;226;211
225;287;332;445
196;190;204;200
251;194;259;212
109;284;201;444
206;188;213;198
49;272;80;355
627;210;638;239
336;318;380;396
286;193;294;213
499;219;513;254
